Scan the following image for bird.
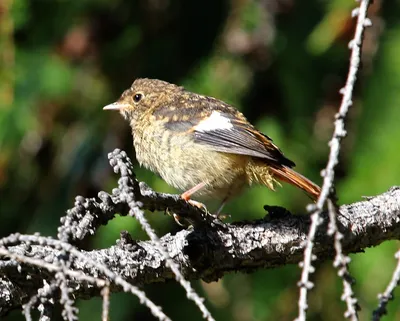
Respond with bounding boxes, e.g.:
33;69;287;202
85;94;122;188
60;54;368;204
103;78;321;215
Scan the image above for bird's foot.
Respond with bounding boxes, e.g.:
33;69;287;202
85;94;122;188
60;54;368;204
214;213;231;220
172;213;186;226
186;199;208;213
165;208;187;226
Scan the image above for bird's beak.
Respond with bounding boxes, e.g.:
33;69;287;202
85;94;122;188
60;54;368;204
103;102;131;111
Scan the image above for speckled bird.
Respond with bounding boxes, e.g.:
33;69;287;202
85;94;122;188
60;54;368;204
104;78;320;213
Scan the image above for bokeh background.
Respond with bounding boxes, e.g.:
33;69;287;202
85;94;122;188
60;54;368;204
1;0;400;320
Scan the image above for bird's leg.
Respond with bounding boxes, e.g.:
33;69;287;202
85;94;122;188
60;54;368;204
181;182;207;200
215;197;231;220
181;182;207;211
215;199;226;216
167;182;208;226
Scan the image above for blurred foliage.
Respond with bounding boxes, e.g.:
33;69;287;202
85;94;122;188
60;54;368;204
1;0;400;320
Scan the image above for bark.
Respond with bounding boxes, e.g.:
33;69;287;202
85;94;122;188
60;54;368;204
1;186;399;316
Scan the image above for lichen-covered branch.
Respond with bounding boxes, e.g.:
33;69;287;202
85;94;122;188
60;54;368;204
1;183;399;316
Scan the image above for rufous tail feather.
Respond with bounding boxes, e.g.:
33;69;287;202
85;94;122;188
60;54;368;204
269;166;321;201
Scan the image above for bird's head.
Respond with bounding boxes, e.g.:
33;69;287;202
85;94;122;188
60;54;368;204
103;78;183;124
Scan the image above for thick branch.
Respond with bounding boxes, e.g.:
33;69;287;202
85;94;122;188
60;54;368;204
1;186;400;316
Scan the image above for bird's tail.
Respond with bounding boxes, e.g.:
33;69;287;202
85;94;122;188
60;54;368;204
269;166;321;201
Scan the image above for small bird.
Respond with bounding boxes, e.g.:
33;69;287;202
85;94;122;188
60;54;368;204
104;78;320;214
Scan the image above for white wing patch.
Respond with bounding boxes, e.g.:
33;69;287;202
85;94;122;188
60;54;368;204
194;111;233;132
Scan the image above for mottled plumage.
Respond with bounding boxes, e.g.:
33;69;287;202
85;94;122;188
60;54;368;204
104;78;321;212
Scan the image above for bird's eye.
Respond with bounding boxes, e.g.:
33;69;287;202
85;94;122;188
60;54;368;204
133;93;143;103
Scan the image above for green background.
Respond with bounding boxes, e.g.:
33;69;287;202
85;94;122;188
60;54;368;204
1;0;399;320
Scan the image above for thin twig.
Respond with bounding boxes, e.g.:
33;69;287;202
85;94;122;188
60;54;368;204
57;274;79;321
372;251;400;321
327;200;359;319
101;285;110;321
38;301;54;321
109;151;215;321
22;280;57;321
296;1;372;320
132;207;215;321
0;234;171;321
0;248;107;287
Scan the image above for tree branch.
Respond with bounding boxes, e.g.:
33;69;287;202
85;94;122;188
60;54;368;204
1;185;399;316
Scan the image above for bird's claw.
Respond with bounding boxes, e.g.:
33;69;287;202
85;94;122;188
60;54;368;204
214;213;230;220
186;199;208;213
165;208;187;226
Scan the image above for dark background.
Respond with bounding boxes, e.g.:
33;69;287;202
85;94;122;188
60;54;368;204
1;0;400;320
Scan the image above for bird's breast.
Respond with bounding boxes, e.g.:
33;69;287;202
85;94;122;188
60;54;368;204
132;125;249;200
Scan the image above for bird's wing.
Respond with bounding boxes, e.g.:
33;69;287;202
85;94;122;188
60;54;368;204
192;112;295;167
153;98;295;167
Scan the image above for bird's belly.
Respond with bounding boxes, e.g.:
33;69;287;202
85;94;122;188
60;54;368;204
134;132;249;200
